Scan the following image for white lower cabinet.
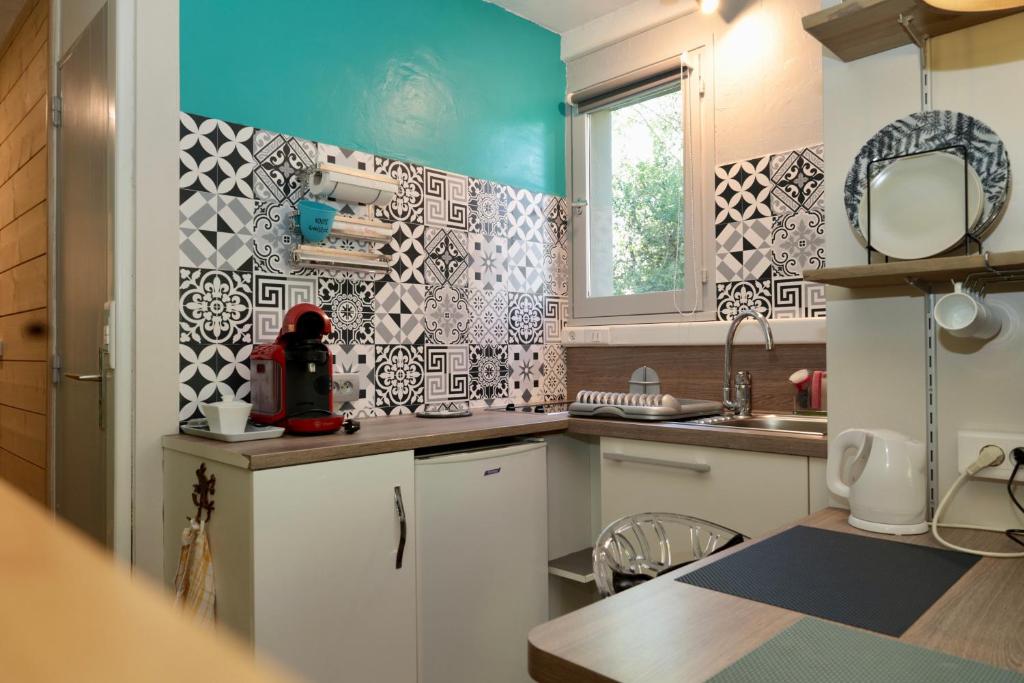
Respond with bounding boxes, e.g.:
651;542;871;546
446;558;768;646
600;437;809;537
163;450;416;683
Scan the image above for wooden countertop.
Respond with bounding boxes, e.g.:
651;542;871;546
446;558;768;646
164;411;826;470
163;411;570;470
0;480;296;682
527;508;1024;682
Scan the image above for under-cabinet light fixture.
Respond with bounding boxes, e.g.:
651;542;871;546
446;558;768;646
699;0;719;14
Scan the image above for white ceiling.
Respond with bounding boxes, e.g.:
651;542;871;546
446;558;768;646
485;0;640;33
0;0;27;48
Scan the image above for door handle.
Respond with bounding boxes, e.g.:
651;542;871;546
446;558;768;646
604;452;711;473
65;373;102;382
393;485;407;570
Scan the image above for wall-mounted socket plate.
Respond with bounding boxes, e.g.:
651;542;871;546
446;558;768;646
562;326;610;346
333;372;360;404
957;430;1024;481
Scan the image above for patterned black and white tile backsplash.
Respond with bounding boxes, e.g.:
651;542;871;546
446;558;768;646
177;111;569;420
714;144;827;321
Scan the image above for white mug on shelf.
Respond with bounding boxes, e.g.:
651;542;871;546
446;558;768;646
199;400;252;435
933;283;1002;340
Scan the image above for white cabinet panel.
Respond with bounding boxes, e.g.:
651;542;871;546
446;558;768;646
809;457;830;513
600;438;808;538
252;453;416;683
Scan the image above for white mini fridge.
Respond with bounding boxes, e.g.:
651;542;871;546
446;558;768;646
415;439;548;683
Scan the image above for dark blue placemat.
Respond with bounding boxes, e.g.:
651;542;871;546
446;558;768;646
677;525;979;636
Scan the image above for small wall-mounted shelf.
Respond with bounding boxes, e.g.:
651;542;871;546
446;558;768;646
803;0;1024;62
307;162;399;206
332;215;394;243
548;547;595;584
293;244;391;274
803;250;1024;288
292;212;395;244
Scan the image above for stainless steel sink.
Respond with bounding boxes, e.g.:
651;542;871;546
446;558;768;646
677;414;828;436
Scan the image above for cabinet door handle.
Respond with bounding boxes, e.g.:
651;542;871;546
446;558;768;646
604;452;711;473
393;485;406;570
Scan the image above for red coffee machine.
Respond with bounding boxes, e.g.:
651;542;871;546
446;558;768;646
250;303;344;435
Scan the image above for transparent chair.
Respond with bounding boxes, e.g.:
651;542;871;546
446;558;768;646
593;513;748;597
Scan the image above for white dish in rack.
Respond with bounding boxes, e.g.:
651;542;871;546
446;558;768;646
856;151;985;260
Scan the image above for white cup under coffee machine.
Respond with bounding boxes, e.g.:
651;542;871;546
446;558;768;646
826;428;928;535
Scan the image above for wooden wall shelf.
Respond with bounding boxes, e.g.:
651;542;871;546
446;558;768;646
803;0;1024;62
803;250;1024;288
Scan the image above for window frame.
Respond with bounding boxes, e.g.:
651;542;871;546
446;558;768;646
569;43;716;324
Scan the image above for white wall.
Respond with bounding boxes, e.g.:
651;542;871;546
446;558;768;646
131;0;179;578
824;9;1024;529
567;0;824;166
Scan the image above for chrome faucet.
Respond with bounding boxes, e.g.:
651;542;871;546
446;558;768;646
722;309;774;417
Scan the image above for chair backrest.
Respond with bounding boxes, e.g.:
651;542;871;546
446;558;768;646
592;512;746;597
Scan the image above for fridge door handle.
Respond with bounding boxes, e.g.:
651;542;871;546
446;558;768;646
393;485;407;570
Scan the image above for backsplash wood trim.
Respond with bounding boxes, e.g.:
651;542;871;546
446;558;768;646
567;344;826;413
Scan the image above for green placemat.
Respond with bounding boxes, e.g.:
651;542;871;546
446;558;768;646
709;618;1024;683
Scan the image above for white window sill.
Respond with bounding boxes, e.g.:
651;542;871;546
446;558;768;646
562;318;826;346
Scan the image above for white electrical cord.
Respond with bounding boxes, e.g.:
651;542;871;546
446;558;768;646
931;444;1024;558
672;54;702;319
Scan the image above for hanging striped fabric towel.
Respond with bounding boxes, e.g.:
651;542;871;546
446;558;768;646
173;518;216;625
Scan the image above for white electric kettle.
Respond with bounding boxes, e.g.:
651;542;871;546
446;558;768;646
826;428;928;535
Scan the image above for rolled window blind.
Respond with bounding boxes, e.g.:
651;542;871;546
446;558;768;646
568;56;685;113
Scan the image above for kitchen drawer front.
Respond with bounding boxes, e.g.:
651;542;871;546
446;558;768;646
600;437;808;538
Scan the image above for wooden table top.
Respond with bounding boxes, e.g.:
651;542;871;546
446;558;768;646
163;411;824;470
528;508;1024;682
0;481;296;682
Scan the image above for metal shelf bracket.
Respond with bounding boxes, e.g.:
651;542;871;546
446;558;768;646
898;14;932;112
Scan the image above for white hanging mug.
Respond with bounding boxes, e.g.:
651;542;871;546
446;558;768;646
933;283;1002;340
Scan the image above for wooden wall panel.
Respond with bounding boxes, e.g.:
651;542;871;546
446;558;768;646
0;96;45;186
0;200;45;271
0;148;45;226
0;0;47;504
0;42;46;144
0;405;45;467
0;447;45;503
567;345;828;414
0;0;46;101
0;253;46;315
0;360;47;414
0;307;46;360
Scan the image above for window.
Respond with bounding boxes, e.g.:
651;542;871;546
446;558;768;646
570;48;714;321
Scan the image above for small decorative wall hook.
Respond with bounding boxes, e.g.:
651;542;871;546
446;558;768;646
191;463;216;524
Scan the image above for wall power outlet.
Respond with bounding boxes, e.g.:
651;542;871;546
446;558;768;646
957;430;1024;481
333;372;361;404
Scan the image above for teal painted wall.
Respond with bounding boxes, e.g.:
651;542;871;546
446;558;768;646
180;0;566;195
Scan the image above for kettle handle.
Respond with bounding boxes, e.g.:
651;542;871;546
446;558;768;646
826;429;873;499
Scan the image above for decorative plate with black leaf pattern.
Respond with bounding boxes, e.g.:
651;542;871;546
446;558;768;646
844;110;1010;249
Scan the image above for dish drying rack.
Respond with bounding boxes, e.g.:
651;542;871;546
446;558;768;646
291;162;399;275
568;391;721;422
